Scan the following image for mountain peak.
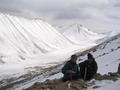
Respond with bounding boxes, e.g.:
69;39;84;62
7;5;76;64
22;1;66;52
56;23;105;44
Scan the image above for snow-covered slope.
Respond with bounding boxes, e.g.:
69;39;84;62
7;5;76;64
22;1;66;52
92;34;120;74
48;33;120;76
57;24;106;44
86;34;120;89
43;33;120;90
0;13;75;64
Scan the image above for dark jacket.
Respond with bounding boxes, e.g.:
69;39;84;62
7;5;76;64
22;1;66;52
62;60;79;75
79;58;98;80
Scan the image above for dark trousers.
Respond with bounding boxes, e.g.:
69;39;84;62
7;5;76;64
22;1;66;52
62;73;80;82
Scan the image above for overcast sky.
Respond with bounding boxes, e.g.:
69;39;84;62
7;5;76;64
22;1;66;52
0;0;120;33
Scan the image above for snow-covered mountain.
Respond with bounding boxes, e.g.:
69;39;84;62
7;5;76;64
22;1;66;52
56;24;106;44
0;14;104;65
0;13;119;90
0;13;99;83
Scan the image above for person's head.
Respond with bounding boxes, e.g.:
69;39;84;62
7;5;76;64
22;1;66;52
87;53;94;61
70;54;77;63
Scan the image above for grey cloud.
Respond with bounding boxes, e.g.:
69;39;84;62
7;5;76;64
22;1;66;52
110;0;120;7
0;0;119;32
113;3;120;7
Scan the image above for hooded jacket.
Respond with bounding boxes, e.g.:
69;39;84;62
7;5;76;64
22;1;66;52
79;58;98;80
62;60;79;75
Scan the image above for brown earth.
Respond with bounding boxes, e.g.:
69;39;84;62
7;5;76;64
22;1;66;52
25;72;120;90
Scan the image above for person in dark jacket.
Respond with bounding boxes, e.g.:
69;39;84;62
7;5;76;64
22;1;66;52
62;54;80;81
79;53;98;80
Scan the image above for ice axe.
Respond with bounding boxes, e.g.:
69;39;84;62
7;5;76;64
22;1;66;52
117;63;120;74
84;67;87;80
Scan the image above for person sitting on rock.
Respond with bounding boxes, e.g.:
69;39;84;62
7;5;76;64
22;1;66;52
62;54;80;82
79;53;98;80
